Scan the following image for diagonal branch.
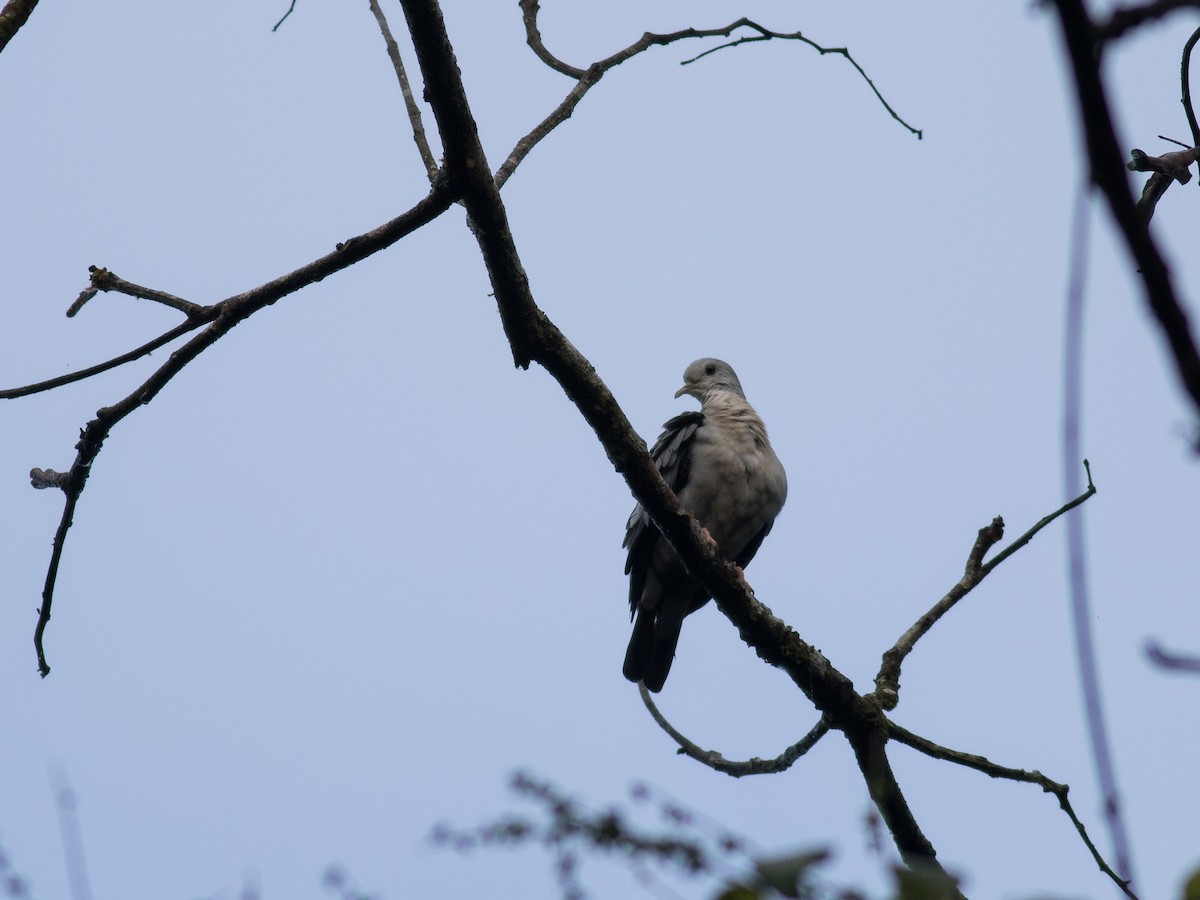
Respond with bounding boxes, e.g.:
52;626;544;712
368;0;440;181
887;721;1137;899
0;0;38;55
874;466;1097;708
0;320;201;400
27;180;459;676
638;684;829;777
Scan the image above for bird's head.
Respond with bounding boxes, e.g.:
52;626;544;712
675;358;746;403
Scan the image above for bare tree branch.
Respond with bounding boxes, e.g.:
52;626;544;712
874;468;1097;708
0;0;37;55
48;764;94;900
271;0;296;33
494;65;605;189
887;721;1137;899
1182;27;1200;149
1;321;201;400
518;0;583;78
638;684;829;777
368;0;440;181
68;266;209;319
1050;0;1200;426
25;180;459;676
1145;639;1200;672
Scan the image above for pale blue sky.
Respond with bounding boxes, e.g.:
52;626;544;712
2;2;1199;898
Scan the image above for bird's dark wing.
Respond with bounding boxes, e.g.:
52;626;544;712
623;411;704;616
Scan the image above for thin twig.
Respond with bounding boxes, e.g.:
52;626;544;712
1060;178;1137;888
679;26;921;140
503;6;920;188
1145;640;1200;672
368;0;440;181
48;765;94;900
0;320;201;400
981;460;1096;575
271;0;296;32
1096;0;1200;42
1182;26;1200;151
638;683;829;777
495;65;604;188
402;2;955;882
887;721;1137;899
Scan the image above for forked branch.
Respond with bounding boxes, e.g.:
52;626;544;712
500;2;920;187
874;462;1097;707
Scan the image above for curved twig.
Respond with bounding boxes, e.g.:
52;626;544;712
501;5;921;187
0;320;200;400
1052;0;1200;426
638;683;829;777
678;25;921;139
1145;639;1200;672
887;721;1137;899
68;266;208;318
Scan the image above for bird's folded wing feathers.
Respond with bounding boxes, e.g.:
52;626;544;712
623;411;704;613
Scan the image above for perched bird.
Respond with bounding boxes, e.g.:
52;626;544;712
622;358;787;692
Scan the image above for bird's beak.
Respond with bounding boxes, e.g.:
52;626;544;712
675;383;692;399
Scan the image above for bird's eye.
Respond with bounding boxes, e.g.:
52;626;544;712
704;363;717;375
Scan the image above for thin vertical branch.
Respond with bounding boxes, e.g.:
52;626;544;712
368;0;440;181
1062;183;1137;887
1181;26;1200;150
48;765;94;900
